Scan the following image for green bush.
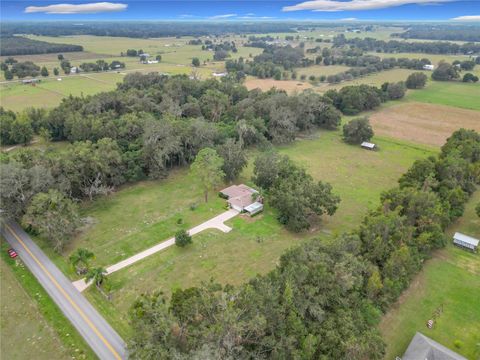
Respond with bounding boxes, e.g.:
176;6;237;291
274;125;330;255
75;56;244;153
175;229;192;247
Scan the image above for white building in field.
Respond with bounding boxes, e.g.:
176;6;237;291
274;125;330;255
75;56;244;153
423;64;434;71
453;232;479;252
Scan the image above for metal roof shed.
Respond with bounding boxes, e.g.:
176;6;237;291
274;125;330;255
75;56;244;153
453;232;479;252
244;202;264;216
361;141;376;150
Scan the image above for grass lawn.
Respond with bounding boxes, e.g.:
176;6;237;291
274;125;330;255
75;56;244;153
278;129;437;230
380;190;480;360
0;240;95;360
406;80;480;111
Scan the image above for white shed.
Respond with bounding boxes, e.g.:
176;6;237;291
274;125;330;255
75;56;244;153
361;141;376;150
453;232;479;252
244;202;264;216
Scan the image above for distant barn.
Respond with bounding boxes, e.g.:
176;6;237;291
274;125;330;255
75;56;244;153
453;232;479;252
361;141;376;150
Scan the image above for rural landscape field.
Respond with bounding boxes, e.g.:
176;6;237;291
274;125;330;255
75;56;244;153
1;1;479;359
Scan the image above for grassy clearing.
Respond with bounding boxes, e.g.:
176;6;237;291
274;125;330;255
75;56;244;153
0;240;95;360
380;191;480;360
294;65;351;78
278;129;437;230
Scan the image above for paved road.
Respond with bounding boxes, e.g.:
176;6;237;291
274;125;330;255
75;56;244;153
1;221;127;360
73;209;239;292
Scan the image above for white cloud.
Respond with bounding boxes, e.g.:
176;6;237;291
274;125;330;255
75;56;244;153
340;17;358;21
25;2;127;14
283;0;456;12
451;15;480;21
209;13;237;19
238;16;275;19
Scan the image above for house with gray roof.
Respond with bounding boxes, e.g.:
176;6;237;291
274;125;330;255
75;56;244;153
402;332;467;360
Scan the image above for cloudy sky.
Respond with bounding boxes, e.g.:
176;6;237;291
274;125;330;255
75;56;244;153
1;0;480;21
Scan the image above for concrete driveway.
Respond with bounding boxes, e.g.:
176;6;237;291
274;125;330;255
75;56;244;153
73;209;239;292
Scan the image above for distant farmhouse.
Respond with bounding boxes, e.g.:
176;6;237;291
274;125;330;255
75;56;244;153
453;232;479;252
220;184;263;216
402;332;467;360
423;64;435;71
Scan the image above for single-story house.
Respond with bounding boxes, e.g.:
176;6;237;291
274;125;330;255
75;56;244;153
453;232;479;252
423;64;435;71
361;141;376;150
402;332;467;360
219;184;263;214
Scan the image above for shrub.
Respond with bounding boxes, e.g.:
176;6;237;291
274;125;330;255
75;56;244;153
406;72;427;89
175;229;192;247
462;73;479;83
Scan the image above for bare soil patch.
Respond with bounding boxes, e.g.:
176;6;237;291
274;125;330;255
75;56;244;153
244;78;313;93
370;102;480;147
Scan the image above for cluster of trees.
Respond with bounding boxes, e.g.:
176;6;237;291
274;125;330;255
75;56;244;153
128;128;479;359
431;61;461;81
463;73;479;83
201;40;237;61
1;57;42;80
79;60;125;72
333;34;480;55
324;83;401;115
0;36;83;56
253;152;340;231
325;55;431;84
0;108;35;145
394;25;480;42
226;44;307;80
188;39;203;45
123;49;145;57
342;117;374;144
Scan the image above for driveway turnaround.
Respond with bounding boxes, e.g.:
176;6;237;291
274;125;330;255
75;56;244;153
73;209;239;292
1;221;127;360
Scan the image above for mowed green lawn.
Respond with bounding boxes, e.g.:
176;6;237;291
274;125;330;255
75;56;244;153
62;128;434;337
406;80;480;111
380;191;480;360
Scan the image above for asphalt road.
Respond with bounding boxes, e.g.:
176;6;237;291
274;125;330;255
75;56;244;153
1;220;127;360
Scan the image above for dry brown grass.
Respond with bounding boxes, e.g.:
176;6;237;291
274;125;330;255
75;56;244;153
244;78;313;93
370;102;480;147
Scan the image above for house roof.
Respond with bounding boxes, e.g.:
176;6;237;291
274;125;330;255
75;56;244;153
244;202;263;213
453;232;479;247
361;141;376;149
402;333;467;360
221;184;258;209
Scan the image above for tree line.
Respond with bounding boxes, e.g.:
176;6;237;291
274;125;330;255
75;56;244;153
333;34;480;55
127;128;479;359
0;36;83;56
393;25;480;42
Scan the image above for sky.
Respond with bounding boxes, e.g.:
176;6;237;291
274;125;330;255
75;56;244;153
1;0;480;22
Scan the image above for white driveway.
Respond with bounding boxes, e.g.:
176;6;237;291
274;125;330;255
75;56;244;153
73;209;239;292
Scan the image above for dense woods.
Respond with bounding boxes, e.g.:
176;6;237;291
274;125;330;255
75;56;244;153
394;25;480;42
128;128;479;359
0;36;83;56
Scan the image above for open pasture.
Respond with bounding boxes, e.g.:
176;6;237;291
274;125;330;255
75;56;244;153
380;191;480;360
370;102;480;147
244;77;314;93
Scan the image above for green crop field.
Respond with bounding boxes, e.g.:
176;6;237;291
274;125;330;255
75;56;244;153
380;191;480;360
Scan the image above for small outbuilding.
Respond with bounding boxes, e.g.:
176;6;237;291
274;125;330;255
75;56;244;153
423;64;435;71
453;232;479;252
361;141;376;150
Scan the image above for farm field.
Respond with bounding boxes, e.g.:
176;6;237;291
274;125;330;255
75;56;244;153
370;102;480;147
371;52;475;66
406;80;480;111
58;128;435;336
244;77;313;92
380;190;480;360
294;64;351;77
